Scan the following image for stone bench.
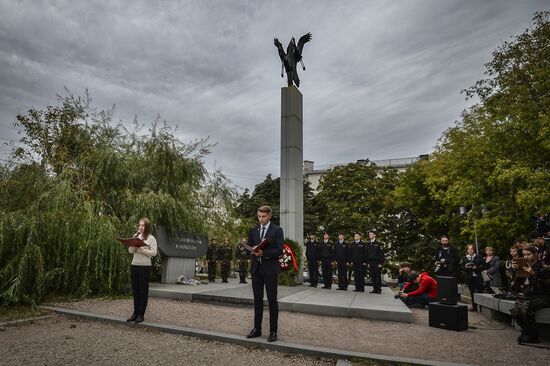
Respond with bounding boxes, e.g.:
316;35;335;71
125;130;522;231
474;293;550;325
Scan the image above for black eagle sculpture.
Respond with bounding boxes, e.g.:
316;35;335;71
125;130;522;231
274;32;312;88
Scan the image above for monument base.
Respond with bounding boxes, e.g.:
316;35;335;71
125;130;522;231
161;257;196;284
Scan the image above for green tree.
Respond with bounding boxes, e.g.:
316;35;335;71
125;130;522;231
0;91;225;306
314;161;399;238
393;11;550;266
236;175;320;235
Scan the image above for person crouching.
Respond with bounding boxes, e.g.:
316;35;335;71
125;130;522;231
399;271;438;308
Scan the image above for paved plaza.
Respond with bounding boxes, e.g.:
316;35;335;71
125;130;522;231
149;279;413;323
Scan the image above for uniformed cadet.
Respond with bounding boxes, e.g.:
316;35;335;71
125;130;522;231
319;233;334;289
305;233;319;287
350;233;367;292
510;245;550;344
206;238;218;282
219;237;233;283
366;229;385;294
236;236;251;283
334;233;350;290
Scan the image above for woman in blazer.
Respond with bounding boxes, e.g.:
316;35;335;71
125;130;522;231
482;246;502;291
462;244;484;311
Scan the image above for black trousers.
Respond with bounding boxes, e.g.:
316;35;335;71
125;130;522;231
368;263;382;292
404;293;435;307
252;271;279;333
337;262;348;289
131;265;151;316
321;259;333;288
353;262;365;291
207;260;217;281
467;276;484;310
511;294;550;337
307;257;318;286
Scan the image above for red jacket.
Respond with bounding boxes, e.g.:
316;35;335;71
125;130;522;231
403;272;438;299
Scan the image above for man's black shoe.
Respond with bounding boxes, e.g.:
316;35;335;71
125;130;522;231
336;288;347;290
134;315;144;324
267;332;277;342
369;290;377;293
126;314;137;322
518;334;540;344
246;329;261;338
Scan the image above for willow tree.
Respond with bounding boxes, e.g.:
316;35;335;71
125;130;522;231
0;91;216;306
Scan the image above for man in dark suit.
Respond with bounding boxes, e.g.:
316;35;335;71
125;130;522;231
334;232;350;290
246;205;284;343
435;235;459;278
366;229;385;294
350;233;367;292
305;233;319;287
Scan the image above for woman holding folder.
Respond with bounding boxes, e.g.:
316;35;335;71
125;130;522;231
127;217;157;323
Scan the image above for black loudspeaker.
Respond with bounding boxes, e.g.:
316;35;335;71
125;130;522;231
437;276;457;305
428;303;468;331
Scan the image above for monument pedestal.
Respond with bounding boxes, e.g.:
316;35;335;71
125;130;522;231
161;257;196;283
156;226;208;284
280;85;304;280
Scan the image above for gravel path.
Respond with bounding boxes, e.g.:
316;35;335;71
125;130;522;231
0;315;335;366
47;297;550;366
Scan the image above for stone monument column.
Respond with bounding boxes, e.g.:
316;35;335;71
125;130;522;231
280;85;304;279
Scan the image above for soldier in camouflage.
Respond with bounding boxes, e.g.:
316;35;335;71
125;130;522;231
206;238;218;282
236;236;251;283
219;238;233;283
510;245;550;344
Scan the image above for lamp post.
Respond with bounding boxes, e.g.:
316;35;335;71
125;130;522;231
460;204;487;254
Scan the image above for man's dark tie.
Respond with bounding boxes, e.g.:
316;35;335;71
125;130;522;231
260;226;265;240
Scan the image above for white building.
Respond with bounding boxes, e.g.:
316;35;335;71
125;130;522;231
303;155;428;193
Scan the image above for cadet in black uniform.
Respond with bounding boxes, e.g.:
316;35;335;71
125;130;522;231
236;236;251;283
305;233;319;287
351;233;367;292
334;232;350;290
219;238;233;283
206;238;218;282
366;229;385;294
319;233;334;289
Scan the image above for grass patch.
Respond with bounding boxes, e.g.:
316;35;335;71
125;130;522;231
0;305;49;322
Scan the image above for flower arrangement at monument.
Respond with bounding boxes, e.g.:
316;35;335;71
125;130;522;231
279;243;298;271
278;238;302;286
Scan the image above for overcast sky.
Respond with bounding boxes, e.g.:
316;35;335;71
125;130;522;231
0;1;548;191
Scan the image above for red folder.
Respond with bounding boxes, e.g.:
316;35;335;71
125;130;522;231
117;237;146;247
243;239;270;253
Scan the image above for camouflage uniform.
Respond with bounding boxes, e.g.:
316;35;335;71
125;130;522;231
219;243;233;283
510;261;550;342
236;242;251;283
206;242;218;282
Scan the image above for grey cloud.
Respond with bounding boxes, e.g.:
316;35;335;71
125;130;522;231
1;0;548;189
